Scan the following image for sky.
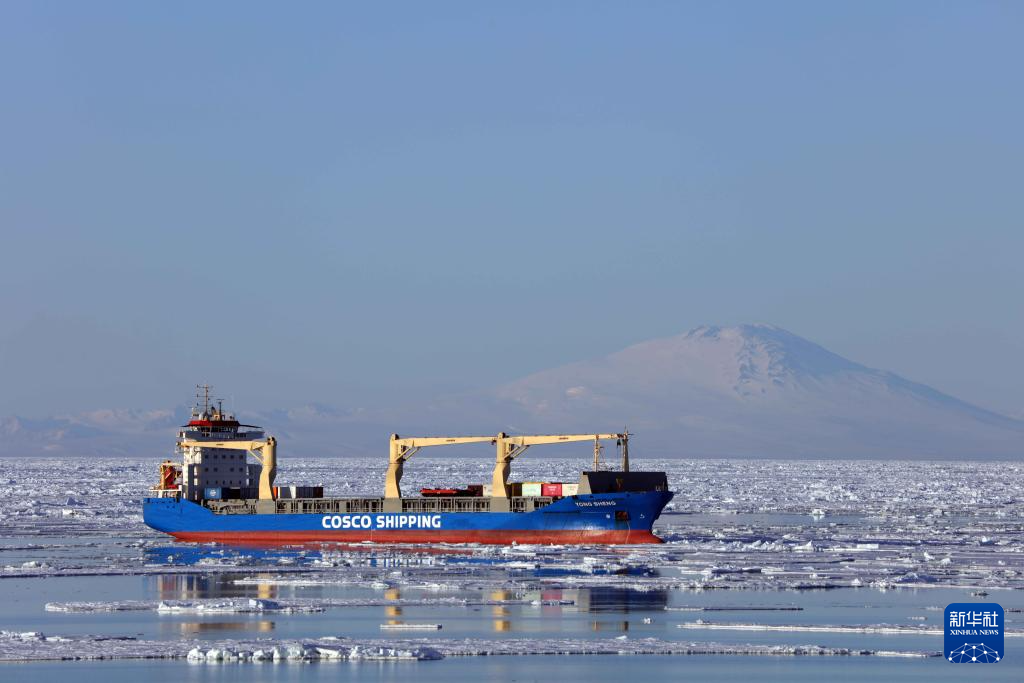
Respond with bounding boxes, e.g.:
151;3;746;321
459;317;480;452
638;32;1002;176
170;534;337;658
1;2;1021;418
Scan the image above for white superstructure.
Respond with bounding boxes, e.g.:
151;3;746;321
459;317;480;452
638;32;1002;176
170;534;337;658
178;385;265;501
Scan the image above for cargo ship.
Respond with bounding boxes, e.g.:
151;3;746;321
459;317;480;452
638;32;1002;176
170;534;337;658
143;387;673;545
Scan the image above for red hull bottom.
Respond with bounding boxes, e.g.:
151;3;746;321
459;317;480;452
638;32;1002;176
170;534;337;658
169;529;663;545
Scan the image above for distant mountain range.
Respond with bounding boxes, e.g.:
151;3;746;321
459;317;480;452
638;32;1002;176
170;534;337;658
3;324;1022;459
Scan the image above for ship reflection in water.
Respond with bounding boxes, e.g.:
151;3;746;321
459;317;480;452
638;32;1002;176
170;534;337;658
477;587;668;633
150;574;279;637
146;573;279;601
167;621;275;635
591;620;630;632
577;586;670;613
143;549;669;637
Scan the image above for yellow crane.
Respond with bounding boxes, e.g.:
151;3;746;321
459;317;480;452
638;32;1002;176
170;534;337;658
491;432;629;499
385;434;495;500
179;437;277;501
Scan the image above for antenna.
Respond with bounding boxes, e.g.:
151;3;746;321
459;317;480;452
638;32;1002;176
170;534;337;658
195;384;212;413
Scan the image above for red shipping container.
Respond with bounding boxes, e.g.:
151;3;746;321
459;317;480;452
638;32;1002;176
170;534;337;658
542;483;562;497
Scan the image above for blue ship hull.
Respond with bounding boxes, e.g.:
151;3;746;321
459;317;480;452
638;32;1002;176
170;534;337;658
143;490;674;545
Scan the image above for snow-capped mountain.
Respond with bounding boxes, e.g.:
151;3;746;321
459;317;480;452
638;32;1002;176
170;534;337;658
479;324;1024;458
2;324;1021;459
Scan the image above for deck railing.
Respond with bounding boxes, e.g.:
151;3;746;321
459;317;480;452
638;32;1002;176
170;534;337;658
206;496;555;515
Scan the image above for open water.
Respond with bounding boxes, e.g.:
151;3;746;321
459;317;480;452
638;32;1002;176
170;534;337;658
2;457;1023;680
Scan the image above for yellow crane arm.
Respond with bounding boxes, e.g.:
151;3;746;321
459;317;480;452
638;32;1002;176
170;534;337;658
497;433;625;448
385;434;494;499
491;432;628;498
179;437;277;501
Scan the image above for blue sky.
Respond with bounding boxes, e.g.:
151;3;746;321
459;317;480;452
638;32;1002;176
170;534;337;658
1;2;1021;417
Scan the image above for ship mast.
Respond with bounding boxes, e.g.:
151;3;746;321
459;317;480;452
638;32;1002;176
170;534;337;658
196;384;212;416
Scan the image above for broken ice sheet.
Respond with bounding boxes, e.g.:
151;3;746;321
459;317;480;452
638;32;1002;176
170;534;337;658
3;457;1023;600
0;630;937;662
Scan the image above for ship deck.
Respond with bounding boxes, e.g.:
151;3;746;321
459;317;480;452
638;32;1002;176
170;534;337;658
205;496;557;515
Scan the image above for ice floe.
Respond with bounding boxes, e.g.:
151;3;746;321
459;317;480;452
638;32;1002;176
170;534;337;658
677;621;1024;637
0;630;936;662
4;456;1024;595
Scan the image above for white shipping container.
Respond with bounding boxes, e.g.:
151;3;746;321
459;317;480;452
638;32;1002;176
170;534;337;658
561;483;580;496
522;482;543;497
482;484;494;497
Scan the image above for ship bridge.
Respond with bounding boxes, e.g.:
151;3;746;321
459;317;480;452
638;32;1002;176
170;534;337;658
178;385;266;503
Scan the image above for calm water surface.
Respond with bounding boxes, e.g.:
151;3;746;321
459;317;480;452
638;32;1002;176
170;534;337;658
3;513;1021;681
